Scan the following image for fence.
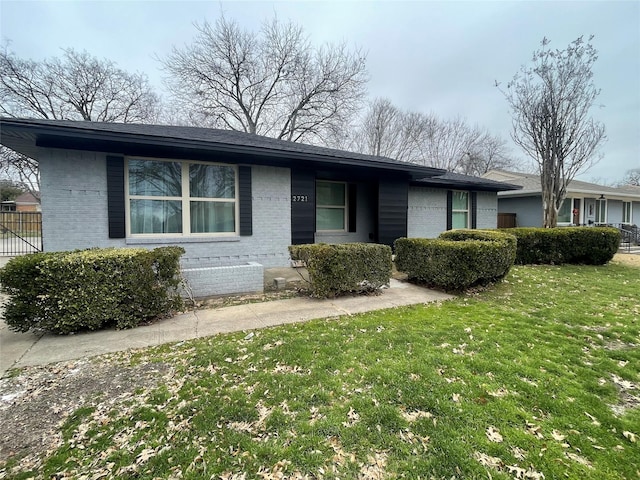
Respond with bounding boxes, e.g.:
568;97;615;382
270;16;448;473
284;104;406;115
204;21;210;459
0;212;43;255
497;213;517;229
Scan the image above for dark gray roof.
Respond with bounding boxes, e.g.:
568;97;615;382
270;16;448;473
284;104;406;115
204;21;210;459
413;170;522;192
0;118;445;179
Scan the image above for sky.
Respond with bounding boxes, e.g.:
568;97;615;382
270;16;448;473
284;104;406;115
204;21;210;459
1;0;639;183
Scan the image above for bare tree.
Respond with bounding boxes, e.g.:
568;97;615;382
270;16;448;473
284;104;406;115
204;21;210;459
1;46;161;122
161;15;368;144
461;133;515;176
620;168;640;187
499;36;606;227
0;45;162;196
354;97;513;174
0;148;40;200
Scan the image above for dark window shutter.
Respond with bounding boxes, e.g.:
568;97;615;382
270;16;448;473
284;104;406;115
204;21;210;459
239;166;252;236
446;190;453;230
471;192;477;229
348;183;357;233
106;156;125;238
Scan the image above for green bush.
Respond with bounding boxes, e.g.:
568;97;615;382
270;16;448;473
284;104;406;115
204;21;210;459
395;230;517;291
503;227;620;265
0;247;185;334
289;243;392;298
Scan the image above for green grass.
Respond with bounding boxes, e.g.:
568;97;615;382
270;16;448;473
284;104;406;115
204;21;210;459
5;263;640;479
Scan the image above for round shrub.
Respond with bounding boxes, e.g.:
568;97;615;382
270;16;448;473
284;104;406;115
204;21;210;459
0;246;185;334
289;243;392;298
503;227;620;265
395;230;517;291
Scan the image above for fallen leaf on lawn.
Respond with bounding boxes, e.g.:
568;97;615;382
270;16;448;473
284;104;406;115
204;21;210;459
135;448;156;465
584;412;601;426
473;451;503;469
452;393;461;403
623;431;637;443
342;407;360;427
565;452;593;468
511;446;526;460
618;360;628;367
400;409;433;422
486;426;503;443
506;464;546;479
551;430;566;441
525;421;544;439
488;387;510;398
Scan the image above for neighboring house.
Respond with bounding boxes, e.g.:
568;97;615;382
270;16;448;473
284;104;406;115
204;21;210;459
483;170;640;228
0;118;519;296
1;192;40;212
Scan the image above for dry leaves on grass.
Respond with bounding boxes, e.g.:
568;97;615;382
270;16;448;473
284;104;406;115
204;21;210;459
486;426;504;443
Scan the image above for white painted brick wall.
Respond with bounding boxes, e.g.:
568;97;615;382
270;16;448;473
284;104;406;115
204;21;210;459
407;187;447;238
38;149;289;296
181;262;264;297
476;191;498;229
38;148;291;269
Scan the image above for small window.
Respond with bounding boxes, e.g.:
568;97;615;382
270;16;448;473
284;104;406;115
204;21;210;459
595;198;607;224
316;181;346;231
557;198;572;224
452;191;469;229
127;158;237;236
623;202;632;224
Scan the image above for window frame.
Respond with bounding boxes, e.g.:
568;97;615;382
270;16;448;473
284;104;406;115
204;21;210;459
557;197;573;225
622;201;632;224
595;198;607;224
451;190;469;229
125;157;239;237
315;180;348;232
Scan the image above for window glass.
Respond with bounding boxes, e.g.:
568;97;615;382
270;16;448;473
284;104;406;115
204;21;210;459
317;207;345;231
452;191;468;210
190;164;235;199
130;199;182;234
190;201;235;233
623;202;631;223
128;159;237;236
558;199;571;223
595;199;606;223
129;160;181;197
452;212;468;230
316;181;346;231
317;182;345;206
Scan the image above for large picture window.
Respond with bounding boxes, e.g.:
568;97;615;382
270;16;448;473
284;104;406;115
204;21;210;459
452;191;469;229
316;181;346;231
127;158;237;236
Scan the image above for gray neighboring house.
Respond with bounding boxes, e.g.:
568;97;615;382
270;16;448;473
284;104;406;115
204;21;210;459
483;169;640;228
0;118;519;297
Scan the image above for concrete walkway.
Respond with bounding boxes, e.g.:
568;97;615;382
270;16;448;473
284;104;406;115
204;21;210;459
0;279;452;376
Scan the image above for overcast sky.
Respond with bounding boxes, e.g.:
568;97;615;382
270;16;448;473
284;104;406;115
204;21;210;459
1;0;638;183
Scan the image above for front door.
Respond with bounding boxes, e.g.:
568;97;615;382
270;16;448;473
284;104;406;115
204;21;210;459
572;198;582;225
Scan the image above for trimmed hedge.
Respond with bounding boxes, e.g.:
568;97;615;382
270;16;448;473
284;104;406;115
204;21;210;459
289;243;392;298
0;247;185;334
502;227;620;265
395;229;517;291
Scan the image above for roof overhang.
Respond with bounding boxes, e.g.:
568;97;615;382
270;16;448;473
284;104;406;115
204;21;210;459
0;118;445;181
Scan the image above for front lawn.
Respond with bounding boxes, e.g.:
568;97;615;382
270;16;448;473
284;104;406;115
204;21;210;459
1;262;639;479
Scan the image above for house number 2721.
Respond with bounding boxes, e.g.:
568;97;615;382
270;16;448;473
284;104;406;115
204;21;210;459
292;195;308;202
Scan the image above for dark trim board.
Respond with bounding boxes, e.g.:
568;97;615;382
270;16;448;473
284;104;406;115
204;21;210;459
291;169;316;245
238;166;252;236
106;156;125;239
377;179;408;247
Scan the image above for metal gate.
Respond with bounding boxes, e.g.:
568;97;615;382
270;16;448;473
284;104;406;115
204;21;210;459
0;212;43;255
